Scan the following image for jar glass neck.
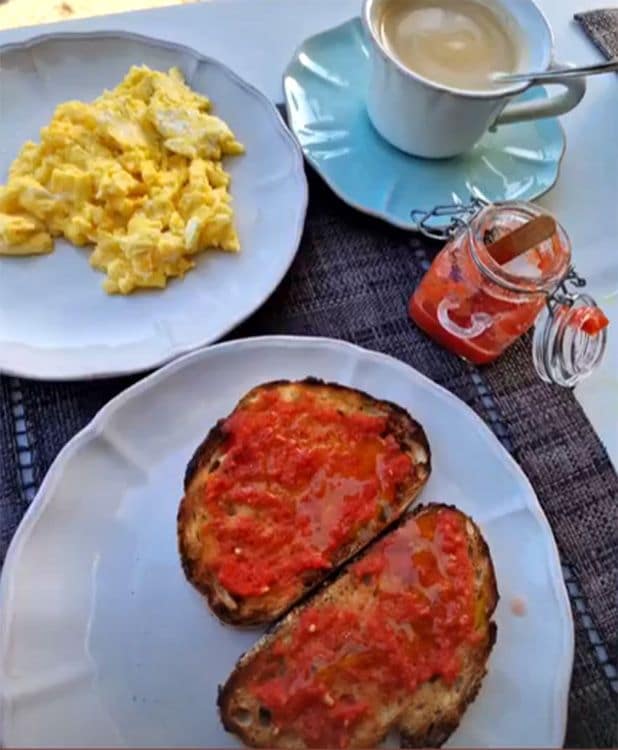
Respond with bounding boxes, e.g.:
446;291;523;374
468;203;571;296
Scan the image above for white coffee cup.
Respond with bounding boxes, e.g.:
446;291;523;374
362;0;586;158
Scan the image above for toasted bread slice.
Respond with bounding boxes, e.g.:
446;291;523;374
219;504;498;749
178;378;431;626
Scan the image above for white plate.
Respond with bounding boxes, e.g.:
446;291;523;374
0;336;573;748
0;33;307;380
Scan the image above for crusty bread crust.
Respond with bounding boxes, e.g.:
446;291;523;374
177;378;431;626
218;504;498;749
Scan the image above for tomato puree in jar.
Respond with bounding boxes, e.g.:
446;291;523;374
409;203;572;364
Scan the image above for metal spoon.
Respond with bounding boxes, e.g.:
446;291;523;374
493;58;618;84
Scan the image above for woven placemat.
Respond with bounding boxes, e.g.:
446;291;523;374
575;7;618;60
1;169;616;747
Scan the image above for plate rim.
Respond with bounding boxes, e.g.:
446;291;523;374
0;31;308;381
0;334;574;747
282;17;567;232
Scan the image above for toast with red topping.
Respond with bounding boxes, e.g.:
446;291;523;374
178;378;431;626
218;504;498;749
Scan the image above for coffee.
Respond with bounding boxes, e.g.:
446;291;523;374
378;0;521;90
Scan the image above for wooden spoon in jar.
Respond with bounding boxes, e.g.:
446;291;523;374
487;214;556;265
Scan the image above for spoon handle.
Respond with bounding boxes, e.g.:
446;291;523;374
487;216;556;265
495;59;618;83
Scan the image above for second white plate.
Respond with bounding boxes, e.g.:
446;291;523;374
0;33;307;380
0;336;573;747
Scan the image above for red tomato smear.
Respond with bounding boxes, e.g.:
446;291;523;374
569;307;609;336
201;388;413;598
248;509;478;748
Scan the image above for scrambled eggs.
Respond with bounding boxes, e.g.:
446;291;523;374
0;66;244;294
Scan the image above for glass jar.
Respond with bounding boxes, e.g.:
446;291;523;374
409;201;608;386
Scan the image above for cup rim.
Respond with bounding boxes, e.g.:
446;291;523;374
361;0;555;100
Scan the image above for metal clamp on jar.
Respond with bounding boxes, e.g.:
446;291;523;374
408;198;608;387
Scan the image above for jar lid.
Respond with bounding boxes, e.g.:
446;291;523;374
532;293;608;387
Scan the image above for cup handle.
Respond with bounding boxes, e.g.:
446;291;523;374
493;64;586;128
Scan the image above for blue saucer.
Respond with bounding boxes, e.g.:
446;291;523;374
283;19;566;229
